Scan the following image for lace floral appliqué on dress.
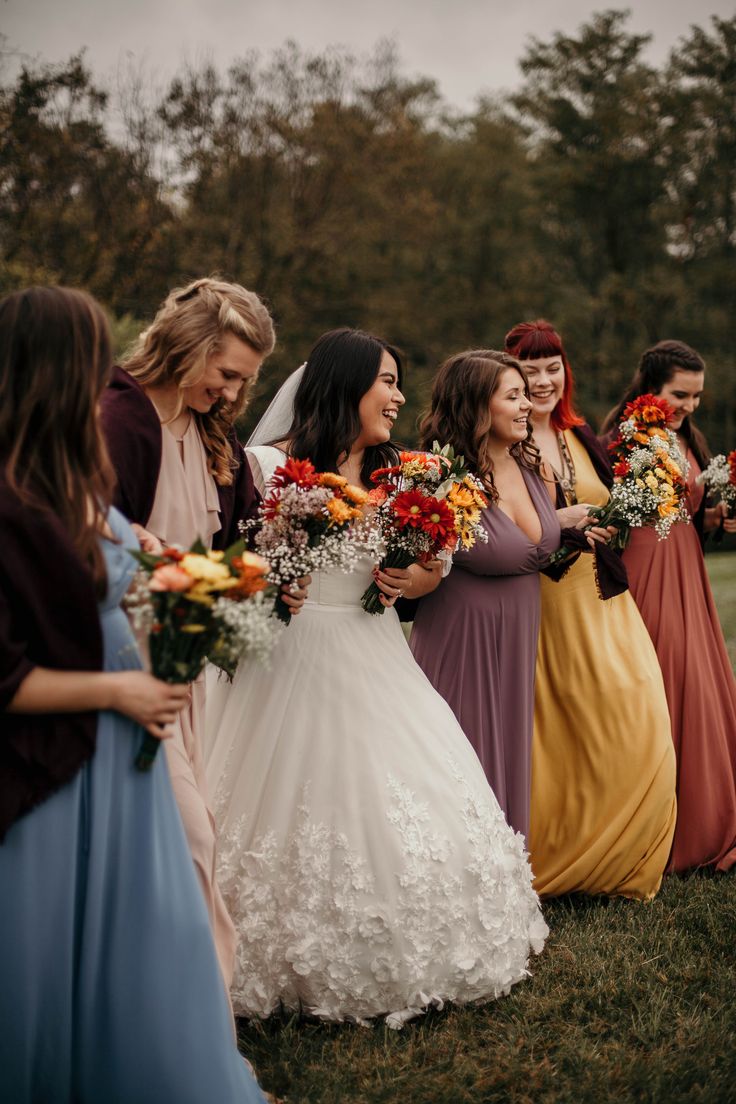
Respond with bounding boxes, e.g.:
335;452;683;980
205;445;548;1026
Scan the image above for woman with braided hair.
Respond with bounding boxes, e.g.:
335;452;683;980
100;277;307;992
603;340;736;873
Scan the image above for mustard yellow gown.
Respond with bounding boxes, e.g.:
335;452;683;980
529;431;677;899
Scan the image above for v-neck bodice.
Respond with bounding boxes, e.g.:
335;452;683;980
453;464;560;577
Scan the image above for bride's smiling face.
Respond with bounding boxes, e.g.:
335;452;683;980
354;351;405;449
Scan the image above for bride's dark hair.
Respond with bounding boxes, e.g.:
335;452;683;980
283;327;403;485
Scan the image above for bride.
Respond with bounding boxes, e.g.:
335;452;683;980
204;327;548;1026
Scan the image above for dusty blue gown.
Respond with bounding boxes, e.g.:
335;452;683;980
0;509;264;1103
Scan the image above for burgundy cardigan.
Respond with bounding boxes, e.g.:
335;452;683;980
99;367;260;548
0;476;102;840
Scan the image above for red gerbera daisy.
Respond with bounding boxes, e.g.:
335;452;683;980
613;460;631;478
392;489;430;528
270;457;318;488
261;493;282;520
419;497;455;543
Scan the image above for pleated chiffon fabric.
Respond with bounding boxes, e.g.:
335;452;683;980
0;510;264;1104
410;464;560;839
623;451;736;873
529;432;677;899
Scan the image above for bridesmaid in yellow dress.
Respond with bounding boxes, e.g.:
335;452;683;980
504;320;677;899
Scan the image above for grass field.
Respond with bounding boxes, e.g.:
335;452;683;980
707;552;736;670
240;554;736;1103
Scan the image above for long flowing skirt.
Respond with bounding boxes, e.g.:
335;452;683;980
205;569;548;1026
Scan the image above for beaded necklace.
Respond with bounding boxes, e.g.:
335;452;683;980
554;431;577;505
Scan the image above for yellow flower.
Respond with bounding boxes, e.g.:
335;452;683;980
447;485;476;511
342;483;369;505
319;472;348;488
180;553;231;584
180;623;206;633
326;497;354;526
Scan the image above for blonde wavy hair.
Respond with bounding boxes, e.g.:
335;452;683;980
123;277;276;485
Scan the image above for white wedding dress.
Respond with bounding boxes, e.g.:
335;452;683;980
204;445;548;1026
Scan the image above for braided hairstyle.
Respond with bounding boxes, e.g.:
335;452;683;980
601;340;710;467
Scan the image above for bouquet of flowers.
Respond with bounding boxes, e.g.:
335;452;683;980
697;450;736;543
127;539;280;769
245;457;375;624
361;442;488;615
548;394;690;565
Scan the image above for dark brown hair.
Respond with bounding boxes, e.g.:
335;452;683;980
419;349;540;502
601;339;710;468
0;286;115;589
285;327;403;486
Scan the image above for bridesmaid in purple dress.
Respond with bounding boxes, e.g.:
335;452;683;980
410;351;562;839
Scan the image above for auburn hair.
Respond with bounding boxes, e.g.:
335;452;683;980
504;319;585;431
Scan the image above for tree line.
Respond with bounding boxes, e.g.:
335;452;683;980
1;10;734;450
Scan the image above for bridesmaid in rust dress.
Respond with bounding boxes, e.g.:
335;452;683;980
410;350;563;839
603;340;736;873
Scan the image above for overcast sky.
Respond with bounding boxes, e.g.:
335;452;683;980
4;0;734;108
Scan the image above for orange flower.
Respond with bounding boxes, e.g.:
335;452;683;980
368;485;389;506
326;497;355;526
342;483;369;506
319;472;348;489
231;551;270;596
624;394;675;426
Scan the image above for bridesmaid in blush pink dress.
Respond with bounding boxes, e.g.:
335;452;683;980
603;339;736;873
100;277;280;989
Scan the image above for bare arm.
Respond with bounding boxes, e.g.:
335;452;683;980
7;668;190;741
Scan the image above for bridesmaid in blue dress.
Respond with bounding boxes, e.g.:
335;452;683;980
0;287;264;1103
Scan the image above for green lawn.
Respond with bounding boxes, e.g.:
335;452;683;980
707;551;736;670
240;874;736;1103
240;554;736;1103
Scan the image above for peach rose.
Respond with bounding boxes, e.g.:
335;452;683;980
149;564;193;592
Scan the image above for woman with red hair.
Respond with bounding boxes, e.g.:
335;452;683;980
504;319;676;899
